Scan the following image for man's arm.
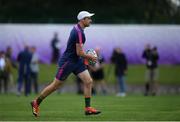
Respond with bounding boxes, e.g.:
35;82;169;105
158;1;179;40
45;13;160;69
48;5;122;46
76;43;97;62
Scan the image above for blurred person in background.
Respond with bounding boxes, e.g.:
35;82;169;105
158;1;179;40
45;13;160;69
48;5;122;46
51;32;61;63
75;77;84;95
17;46;32;96
30;46;39;94
89;47;107;95
142;44;151;96
5;46;17;69
0;51;12;94
111;47;128;97
5;46;17;89
151;47;159;95
142;44;159;96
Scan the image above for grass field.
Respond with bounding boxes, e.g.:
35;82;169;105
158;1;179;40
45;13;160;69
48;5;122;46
0;94;180;121
12;64;180;85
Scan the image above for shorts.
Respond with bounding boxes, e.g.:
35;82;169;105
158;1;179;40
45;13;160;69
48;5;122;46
91;70;104;81
55;59;87;81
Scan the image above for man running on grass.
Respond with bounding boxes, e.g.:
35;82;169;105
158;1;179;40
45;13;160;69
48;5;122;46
31;11;101;117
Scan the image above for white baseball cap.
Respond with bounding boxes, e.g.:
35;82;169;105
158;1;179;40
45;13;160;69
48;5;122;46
77;11;95;20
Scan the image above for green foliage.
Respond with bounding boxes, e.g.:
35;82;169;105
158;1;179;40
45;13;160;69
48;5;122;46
0;0;179;24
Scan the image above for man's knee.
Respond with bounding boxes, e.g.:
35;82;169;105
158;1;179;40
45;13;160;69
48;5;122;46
84;77;93;85
52;78;63;90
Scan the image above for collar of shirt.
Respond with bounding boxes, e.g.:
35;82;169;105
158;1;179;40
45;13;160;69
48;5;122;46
77;24;84;32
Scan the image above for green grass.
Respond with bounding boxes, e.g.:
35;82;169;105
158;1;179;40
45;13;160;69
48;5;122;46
0;94;180;121
104;64;180;85
12;64;180;85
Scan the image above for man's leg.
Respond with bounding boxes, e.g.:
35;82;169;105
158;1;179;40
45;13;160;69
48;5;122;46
17;72;23;95
31;78;63;117
116;76;126;97
100;80;107;95
31;72;38;94
38;78;62;100
34;73;39;94
119;76;126;93
4;72;8;94
78;70;101;115
24;74;31;96
151;69;158;96
145;69;150;96
78;70;92;98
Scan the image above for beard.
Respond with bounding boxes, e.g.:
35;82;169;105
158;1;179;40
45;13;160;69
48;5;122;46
85;23;90;27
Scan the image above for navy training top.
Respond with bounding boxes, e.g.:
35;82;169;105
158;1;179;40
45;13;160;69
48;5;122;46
59;24;86;63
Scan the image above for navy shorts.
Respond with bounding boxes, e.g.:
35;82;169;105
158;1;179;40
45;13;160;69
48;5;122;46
55;59;87;81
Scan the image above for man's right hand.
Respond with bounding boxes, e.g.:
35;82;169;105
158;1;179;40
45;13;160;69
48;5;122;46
89;55;97;62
